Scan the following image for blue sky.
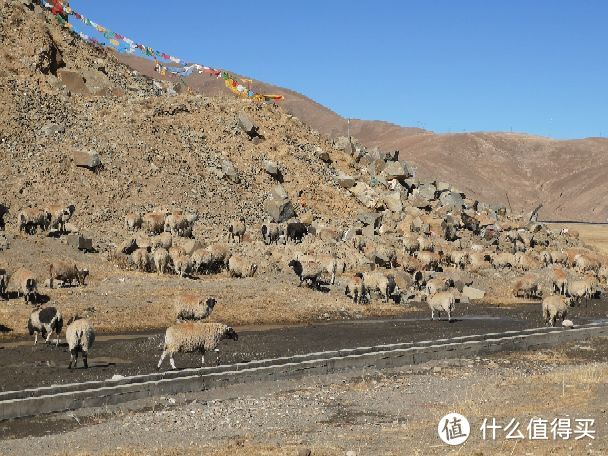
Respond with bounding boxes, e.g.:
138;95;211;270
68;1;608;139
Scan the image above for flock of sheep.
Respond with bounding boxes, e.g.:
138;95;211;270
1;191;607;371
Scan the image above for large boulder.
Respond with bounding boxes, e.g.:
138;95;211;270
263;160;282;180
417;183;437;201
333;136;351;151
349;182;377;208
382;161;410;181
383;191;403;213
264;187;295;223
336;173;356;189
439;191;465;210
73;150;101;170
314;146;331;163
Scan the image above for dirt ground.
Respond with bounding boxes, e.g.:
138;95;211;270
1;337;607;455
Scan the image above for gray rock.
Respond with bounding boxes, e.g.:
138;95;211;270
383;191;403;213
221;159;239;183
264;189;295;223
41;123;64;136
333;136;351;150
314;146;331;163
67;235;93;252
237;111;260;138
439;191;465;209
382;150;400;162
417;183;437;201
297;449;312;456
263;160;282;179
382;161;410;180
435;181;451;193
349;182;377;208
462;286;485;300
368;159;386;176
358;211;382;227
336;174;356;189
73;150;101;170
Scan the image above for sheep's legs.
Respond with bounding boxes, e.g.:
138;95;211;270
68;349;78;369
34;332;38;344
157;350;167;369
82;352;88;369
169;356;176;370
431;309;435;320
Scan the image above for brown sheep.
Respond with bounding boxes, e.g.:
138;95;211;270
49;260;89;288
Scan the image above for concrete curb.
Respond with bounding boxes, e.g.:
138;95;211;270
1;323;606;420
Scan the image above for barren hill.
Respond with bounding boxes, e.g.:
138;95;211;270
118;47;608;222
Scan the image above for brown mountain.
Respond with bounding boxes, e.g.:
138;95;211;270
117;54;608;223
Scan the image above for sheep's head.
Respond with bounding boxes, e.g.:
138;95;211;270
250;264;258;275
206;298;217;309
225;326;238;341
288;259;302;275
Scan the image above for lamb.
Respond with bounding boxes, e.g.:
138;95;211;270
261;222;282;245
18;207;48;234
174;294;217;322
131;248;151;272
288;259;326;288
428;291;456;322
45;204;75;233
228;255;258;278
542;295;573;327
157;322;238;369
0;268;8;300
286;222;308;243
344;274;366;304
317;254;338;285
143;211;168;235
228;218;246;243
362;271;395;303
153;247;170;275
28;306;63;345
125;212;143;231
49;260;89;288
10;267;38;304
66;318;95;369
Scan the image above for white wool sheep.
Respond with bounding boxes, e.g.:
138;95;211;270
66;318;95;369
18;207;48;234
153;247;170;275
157;322;238;369
542;295;573;327
28;306;63;345
228;255;257;278
362;271;395;303
125;212;143;231
228;218;246;243
173;255;191;278
174;294;217;322
567;279;595;306
428;291;455;322
45;204;75;233
10;267;38;304
131;248;151;272
425;278;449;296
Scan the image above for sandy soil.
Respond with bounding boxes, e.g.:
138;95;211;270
1;338;607;455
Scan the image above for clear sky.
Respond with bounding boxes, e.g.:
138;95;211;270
68;0;608;139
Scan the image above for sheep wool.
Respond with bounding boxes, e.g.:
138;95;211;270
66;319;95;369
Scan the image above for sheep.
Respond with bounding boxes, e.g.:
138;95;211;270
228;218;246;243
512;275;541;299
402;235;420;255
539;250;553;267
425;278;449;296
317;227;343;242
143;211;168;235
28;306;63;345
417;236;434;252
153;247;170;275
157;322;238;369
191;248;213;274
66;318;95;369
286;222;308;243
288;259;326;288
10;267;38;304
18;207;48;234
165;211;198;237
550;267;568;295
568;279;594;306
125;212;143;231
573;254;601;274
542;295;573;327
261;222;282;245
492;252;516;269
200;244;232;274
45;204;75;233
449;251;469;270
0;268;8;300
428;291;456;322
362;271;395;303
228;255;258;278
344;274;366;304
151;232;173;250
515;253;542;271
173;255;191;278
131;248;151;272
174;294;217;322
550;250;568;265
316;254;338;285
49;260;89;288
416;251;441;271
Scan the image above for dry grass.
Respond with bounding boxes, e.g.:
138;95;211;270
548;223;608;255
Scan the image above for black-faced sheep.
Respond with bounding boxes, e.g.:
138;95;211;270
157;322;238;369
66;318;95;369
542;295;573;327
261;222;282;245
49;260;89;288
0;268;7;300
28;306;63;345
428;291;456;322
175;294;217;322
10;267;38;304
286;222;308;243
288;259;326;288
